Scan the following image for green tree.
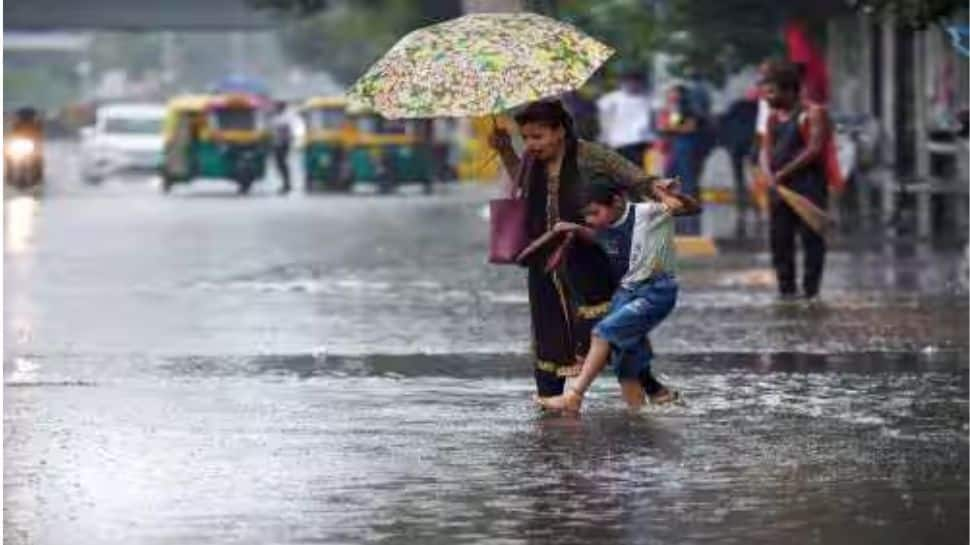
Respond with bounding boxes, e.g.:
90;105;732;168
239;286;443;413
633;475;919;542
660;0;837;84
848;0;968;29
545;0;662;79
89;33;164;80
552;0;966;84
258;0;460;85
258;0;967;89
528;0;840;85
4;65;80;110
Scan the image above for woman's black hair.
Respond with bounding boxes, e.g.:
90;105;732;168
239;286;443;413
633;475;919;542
582;177;625;207
516;99;586;228
514;99;577;139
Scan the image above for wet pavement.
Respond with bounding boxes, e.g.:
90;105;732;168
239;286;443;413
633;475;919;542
4;141;968;544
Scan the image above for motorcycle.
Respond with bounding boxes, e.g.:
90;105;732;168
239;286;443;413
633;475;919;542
4;134;44;190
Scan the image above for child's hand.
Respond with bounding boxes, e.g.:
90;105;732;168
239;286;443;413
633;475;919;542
553;221;580;234
487;126;513;153
658;193;682;214
653;177;679;196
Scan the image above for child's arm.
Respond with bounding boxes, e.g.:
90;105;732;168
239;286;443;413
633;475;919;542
653;185;702;216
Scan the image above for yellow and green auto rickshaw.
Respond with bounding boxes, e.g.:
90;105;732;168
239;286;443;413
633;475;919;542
299;96;352;192
344;106;434;194
161;93;270;195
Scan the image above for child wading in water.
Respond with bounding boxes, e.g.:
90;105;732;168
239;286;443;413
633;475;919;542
537;178;700;412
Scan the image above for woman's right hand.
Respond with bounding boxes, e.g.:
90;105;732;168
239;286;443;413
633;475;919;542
488;126;513;153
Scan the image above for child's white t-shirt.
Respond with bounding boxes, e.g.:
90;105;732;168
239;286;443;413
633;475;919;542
596;202;677;288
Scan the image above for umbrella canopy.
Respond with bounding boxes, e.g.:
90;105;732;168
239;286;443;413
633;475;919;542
348;12;614;119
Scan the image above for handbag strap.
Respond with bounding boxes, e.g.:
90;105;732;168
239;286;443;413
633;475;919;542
507;153;534;199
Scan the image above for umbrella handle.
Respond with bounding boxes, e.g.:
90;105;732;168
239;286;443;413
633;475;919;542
484;115;503;173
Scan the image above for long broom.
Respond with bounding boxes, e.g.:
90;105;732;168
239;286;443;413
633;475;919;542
775;185;832;236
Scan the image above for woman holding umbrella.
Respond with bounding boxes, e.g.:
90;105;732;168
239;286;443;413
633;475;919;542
489;99;676;405
348;12;677;405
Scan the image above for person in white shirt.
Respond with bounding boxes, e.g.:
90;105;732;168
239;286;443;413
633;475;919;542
597;69;655;168
754;59;783;150
270;101;293;195
756;96;770;140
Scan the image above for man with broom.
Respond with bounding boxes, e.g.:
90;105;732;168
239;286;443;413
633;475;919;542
760;62;834;300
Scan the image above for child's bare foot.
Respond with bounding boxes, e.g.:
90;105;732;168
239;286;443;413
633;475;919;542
648;387;680;406
534;389;583;412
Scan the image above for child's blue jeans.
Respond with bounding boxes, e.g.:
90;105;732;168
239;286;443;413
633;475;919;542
592;273;678;380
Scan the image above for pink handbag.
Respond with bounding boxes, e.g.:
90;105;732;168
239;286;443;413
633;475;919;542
488;156;532;264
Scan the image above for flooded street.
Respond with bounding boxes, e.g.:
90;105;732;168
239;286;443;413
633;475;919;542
4;142;968;544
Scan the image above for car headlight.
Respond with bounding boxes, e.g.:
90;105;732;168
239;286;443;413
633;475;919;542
6;138;36;159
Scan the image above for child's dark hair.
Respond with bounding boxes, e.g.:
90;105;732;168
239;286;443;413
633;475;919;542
582;177;626;207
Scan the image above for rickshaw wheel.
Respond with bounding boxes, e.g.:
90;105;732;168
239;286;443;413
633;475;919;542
377;169;396;194
335;175;353;193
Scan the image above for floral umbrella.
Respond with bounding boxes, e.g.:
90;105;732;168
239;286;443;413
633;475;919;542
347;12;614;119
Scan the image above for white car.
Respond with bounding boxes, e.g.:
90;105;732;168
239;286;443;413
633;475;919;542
80;103;165;183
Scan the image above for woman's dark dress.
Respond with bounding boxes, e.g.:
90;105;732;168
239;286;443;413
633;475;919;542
521;140;655;396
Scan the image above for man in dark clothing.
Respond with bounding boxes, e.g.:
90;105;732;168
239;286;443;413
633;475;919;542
759;63;830;300
718;98;759;235
271;101;293;195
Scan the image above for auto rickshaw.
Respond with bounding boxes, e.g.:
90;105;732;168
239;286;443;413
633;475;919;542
344;106;434;194
161;93;270;194
299;96;351;192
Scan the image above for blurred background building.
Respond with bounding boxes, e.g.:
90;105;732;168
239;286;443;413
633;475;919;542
4;0;967;238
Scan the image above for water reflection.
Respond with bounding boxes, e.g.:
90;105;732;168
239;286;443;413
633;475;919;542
513;414;684;544
5;195;38;254
3;353;966;545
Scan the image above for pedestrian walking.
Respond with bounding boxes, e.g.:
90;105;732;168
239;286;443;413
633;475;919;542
596;69;655;169
536;178;700;412
686;71;717;171
759;62;833;299
659;84;704;235
750;60;785;220
488;100;675;404
271;101;293;195
717;93;759;236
